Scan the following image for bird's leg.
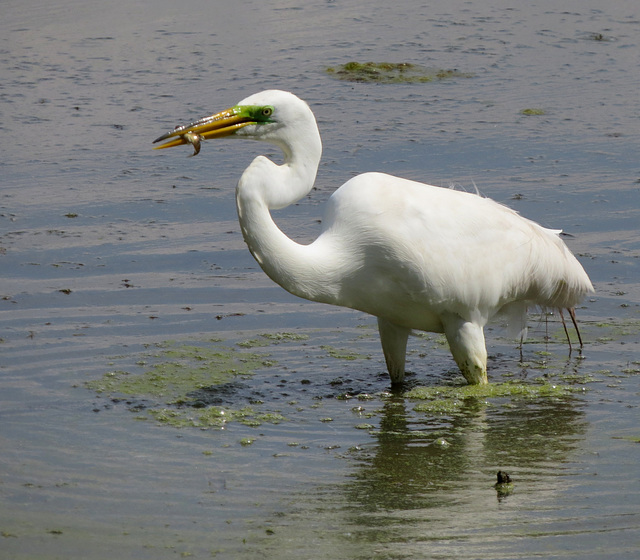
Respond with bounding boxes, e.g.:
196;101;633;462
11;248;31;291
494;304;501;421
545;312;550;343
567;307;584;349
442;313;488;385
377;318;410;386
558;308;573;353
518;334;524;363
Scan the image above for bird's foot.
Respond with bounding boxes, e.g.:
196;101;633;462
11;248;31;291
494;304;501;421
460;362;488;385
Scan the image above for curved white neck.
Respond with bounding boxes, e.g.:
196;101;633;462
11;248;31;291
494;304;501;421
234;131;338;303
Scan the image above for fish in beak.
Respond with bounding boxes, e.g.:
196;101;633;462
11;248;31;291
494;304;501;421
153;104;274;156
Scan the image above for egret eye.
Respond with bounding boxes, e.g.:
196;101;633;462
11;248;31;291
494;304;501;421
250;106;274;122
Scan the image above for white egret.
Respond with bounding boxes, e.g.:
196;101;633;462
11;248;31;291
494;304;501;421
154;90;593;386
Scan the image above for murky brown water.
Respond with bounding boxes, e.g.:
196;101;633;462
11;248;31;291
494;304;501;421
1;1;639;558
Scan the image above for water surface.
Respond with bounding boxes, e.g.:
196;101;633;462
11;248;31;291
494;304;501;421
1;1;639;558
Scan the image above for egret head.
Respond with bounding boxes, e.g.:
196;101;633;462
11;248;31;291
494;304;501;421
153;90;318;156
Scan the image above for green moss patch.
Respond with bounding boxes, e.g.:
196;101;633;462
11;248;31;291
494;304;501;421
594;318;640;338
87;340;281;429
406;381;586;415
238;332;310;348
326;62;472;84
613;435;640;444
321;345;369;361
520;108;546;116
88;342;267;398
146;406;287;429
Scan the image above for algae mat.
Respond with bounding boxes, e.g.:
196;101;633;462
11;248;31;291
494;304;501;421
326;61;472;83
82;319;638;432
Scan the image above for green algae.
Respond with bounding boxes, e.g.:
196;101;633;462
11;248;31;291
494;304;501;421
406;381;586;415
146;406;287;429
87;340;283;429
85;316;639;431
238;332;310;348
594;318;640;338
613;435;640;444
237;338;272;349
520;108;546;116
88;343;267;399
321;345;369;361
326;62;472;84
261;332;310;342
495;481;515;498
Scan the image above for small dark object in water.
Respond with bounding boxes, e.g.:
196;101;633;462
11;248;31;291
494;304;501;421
495;470;514;499
496;470;512;484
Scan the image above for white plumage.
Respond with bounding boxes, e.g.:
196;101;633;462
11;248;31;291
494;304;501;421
154;90;594;385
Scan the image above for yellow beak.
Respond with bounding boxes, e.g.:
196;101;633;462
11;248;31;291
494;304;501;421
152;106;255;152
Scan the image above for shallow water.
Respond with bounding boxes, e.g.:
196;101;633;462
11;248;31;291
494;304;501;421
1;1;639;558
